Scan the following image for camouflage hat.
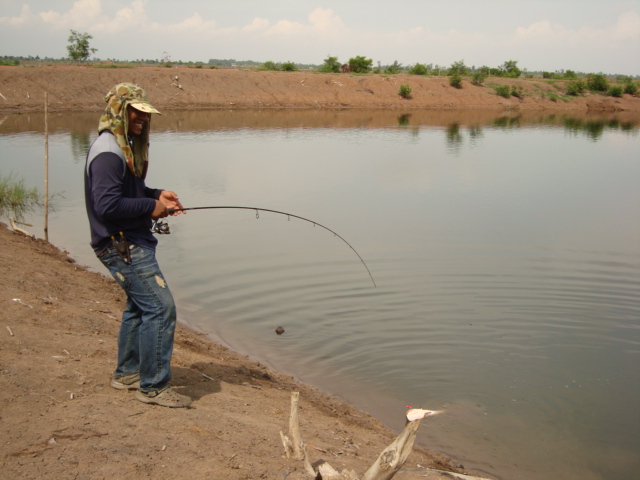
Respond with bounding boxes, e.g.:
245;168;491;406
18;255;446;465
108;82;161;114
98;83;159;179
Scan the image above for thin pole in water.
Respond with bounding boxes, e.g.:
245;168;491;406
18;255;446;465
44;92;49;242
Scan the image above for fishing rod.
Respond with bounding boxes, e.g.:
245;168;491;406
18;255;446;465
157;206;377;288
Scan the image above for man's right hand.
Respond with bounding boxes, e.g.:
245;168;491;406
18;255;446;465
151;200;169;219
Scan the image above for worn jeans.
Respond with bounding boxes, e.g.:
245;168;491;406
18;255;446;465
99;244;176;392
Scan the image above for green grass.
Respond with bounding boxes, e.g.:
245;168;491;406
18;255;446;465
0;174;42;221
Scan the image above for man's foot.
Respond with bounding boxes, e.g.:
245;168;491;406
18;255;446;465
135;386;192;408
110;372;141;390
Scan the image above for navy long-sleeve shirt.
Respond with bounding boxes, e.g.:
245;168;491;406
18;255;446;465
84;131;162;255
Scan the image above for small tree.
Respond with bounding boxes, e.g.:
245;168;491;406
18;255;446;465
67;30;97;62
384;60;402;74
449;73;463;89
409;63;428;75
448;60;468;76
500;60;521;78
319;55;341;73
348;56;373;74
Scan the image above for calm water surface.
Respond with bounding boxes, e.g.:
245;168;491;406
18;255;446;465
1;109;639;480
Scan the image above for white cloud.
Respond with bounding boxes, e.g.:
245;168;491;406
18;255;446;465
612;11;640;40
308;8;344;32
243;18;270;32
39;0;103;29
0;4;33;26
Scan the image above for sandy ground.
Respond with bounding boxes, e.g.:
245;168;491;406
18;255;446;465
0;65;638;114
0;222;487;480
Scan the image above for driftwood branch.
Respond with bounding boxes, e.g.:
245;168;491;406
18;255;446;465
280;392;305;460
362;409;441;480
280;392;443;480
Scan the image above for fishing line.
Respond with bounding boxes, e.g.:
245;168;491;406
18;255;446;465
163;206;377;288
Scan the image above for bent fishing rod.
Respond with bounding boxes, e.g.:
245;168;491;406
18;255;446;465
156;206;376;288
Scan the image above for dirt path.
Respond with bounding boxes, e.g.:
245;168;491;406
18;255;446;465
1;65;638;114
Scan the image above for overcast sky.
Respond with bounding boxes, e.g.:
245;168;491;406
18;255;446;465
1;0;639;75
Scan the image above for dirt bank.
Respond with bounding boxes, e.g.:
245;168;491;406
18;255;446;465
0;223;491;480
0;65;638;114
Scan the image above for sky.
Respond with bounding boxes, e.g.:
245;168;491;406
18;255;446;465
1;0;639;75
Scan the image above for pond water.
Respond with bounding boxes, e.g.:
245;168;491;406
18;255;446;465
1;109;639;480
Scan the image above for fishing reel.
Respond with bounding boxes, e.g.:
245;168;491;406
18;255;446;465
152;220;171;235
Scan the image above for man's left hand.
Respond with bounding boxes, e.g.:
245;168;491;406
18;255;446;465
159;191;185;216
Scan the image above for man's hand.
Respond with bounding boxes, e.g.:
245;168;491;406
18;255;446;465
151;200;169;219
158;190;185;216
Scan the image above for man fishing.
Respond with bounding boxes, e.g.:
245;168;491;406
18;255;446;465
84;83;191;407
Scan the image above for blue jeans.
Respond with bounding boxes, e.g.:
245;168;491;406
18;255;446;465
99;244;176;392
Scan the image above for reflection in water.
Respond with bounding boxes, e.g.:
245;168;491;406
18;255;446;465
70;132;92;164
1;108;639;480
2;109;639;139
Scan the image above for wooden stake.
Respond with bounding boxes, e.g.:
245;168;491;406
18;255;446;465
44;92;49;242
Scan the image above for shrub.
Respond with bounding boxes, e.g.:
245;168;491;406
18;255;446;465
449;74;463;89
384;61;402;74
624;82;638;95
563;70;577;79
280;61;298;71
511;85;524;98
566;79;586;96
471;72;486;86
260;61;279;71
409;63;428;75
348;56;373;74
494;85;511;98
319;55;341;73
608;85;624;97
399;84;412;99
586;73;609;92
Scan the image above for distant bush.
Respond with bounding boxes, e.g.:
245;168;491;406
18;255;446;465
608;85;624;97
563;70;577;79
384;61;402;74
471;72;486;86
280;61;298;71
566;79;586;96
618;77;639;95
0;59;19;66
586;73;609;92
624;82;638;95
409;63;428;75
260;61;279;71
494;85;511;98
319;56;341;73
449;74;463;89
348;56;373;74
399;84;412;99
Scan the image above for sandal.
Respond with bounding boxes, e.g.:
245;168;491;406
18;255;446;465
135;386;192;408
111;372;141;390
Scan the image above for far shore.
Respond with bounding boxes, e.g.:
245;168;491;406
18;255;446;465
1;65;639;114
